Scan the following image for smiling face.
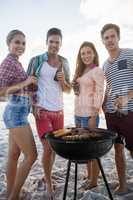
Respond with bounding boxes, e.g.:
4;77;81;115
80;46;95;66
102;28;119;52
8;34;26;57
46;34;62;56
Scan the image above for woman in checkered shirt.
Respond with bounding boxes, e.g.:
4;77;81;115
0;30;37;200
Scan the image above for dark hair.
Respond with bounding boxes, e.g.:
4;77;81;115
101;23;120;38
46;28;62;41
6;30;25;45
74;41;99;79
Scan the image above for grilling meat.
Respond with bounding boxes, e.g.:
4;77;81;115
52;128;103;140
52;128;72;137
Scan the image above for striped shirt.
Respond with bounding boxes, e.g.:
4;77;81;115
103;48;133;113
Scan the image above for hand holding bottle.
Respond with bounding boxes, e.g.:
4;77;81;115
72;80;80;96
54;67;65;82
26;76;38;92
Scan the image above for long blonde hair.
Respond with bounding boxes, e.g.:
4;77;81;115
74;41;99;80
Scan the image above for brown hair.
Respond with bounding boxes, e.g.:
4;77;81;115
74;41;99;79
6;30;25;46
101;23;120;38
46;27;62;41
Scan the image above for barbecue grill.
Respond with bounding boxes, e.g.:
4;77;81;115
46;127;117;200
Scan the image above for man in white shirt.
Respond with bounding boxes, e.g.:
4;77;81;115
28;28;71;199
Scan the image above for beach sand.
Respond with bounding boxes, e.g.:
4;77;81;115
0;106;133;199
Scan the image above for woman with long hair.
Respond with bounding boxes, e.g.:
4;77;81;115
0;30;37;200
72;41;104;190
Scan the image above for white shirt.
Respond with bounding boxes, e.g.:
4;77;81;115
37;62;63;111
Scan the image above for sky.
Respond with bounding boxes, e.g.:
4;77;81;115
0;0;133;76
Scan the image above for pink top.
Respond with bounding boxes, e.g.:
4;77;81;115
74;67;104;117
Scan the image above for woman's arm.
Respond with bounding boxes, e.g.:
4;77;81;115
0;76;37;97
93;68;105;113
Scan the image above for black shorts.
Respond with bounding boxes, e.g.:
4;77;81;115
105;112;133;151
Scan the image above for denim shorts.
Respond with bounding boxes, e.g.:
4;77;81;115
3;95;31;129
74;115;99;128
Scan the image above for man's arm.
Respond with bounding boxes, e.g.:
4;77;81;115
59;79;71;93
58;57;71;93
114;90;133;110
128;91;133;99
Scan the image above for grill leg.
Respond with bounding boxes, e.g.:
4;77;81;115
63;160;71;200
97;158;114;200
74;162;78;200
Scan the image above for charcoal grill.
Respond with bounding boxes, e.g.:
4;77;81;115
46;127;117;200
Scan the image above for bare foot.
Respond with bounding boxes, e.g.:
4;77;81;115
42;175;58;183
46;185;55;200
79;180;97;191
114;186;129;195
82;174;90;180
8;195;19;200
42;177;57;191
109;182;119;189
47;191;55;200
86;182;97;190
130;151;133;159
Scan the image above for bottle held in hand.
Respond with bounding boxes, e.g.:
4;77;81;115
72;81;80;96
54;66;62;81
29;82;38;92
28;73;38;92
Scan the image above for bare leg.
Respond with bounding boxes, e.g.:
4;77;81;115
87;117;99;188
130;150;133;158
86;160;92;179
8;125;37;200
6;133;21;197
82;117;99;190
41;139;55;195
114;144;127;193
88;159;99;188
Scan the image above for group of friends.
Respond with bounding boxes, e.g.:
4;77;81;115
0;23;133;200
